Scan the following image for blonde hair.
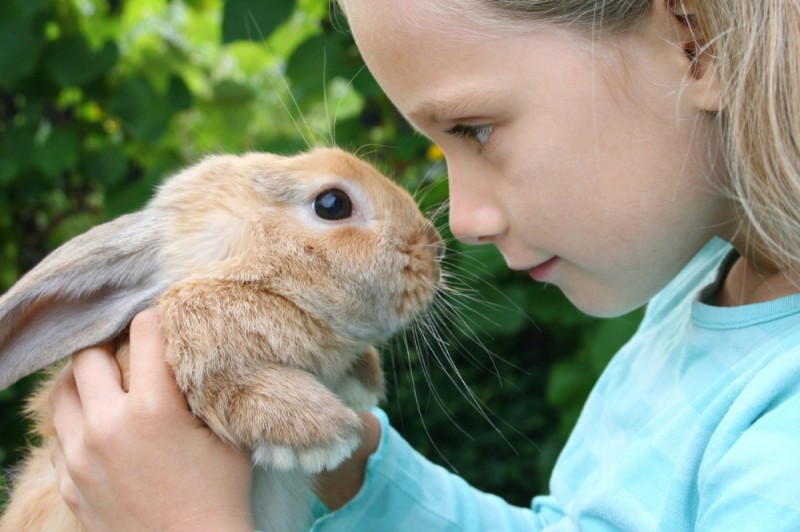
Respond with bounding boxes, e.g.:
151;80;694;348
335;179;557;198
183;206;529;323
695;2;800;278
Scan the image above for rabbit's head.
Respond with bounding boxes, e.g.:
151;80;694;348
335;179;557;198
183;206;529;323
0;147;443;389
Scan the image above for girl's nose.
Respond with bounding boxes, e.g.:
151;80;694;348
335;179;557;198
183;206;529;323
448;179;509;246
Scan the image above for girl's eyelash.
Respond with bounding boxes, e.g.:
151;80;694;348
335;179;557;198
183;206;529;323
445;124;494;147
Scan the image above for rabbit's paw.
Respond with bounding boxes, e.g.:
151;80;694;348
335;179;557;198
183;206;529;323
252;431;361;473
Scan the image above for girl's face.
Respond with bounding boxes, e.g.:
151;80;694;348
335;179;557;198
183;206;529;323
343;1;734;317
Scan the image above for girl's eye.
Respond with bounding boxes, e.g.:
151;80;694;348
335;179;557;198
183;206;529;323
445;124;494;150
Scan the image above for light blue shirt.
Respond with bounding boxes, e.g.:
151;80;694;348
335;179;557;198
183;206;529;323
312;239;800;530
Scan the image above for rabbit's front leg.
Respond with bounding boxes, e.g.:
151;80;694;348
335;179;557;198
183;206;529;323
200;365;364;473
158;277;365;473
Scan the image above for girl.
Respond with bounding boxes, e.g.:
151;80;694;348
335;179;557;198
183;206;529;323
48;0;800;529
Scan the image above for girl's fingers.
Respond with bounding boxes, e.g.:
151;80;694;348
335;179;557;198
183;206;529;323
127;309;186;406
49;362;84;443
70;343;124;411
50;440;83;513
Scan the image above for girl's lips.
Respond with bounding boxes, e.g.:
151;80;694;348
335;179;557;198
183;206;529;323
529;256;559;282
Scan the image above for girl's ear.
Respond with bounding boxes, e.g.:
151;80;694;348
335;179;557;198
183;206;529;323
665;0;721;112
0;211;170;389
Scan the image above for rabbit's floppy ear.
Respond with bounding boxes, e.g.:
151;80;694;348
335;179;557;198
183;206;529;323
0;210;170;389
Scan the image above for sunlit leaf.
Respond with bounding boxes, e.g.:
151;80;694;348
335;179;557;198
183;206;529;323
213;79;256;105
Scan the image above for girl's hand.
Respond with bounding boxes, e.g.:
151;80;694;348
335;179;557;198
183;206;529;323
49;310;255;532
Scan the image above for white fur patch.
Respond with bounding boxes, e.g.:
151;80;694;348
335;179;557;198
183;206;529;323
252;432;361;473
337;381;379;411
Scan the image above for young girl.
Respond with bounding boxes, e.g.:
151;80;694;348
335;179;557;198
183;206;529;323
48;0;800;529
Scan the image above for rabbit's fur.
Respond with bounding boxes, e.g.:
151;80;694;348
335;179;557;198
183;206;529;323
0;147;443;531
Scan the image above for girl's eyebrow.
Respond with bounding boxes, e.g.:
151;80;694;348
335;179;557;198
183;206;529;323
407;89;494;125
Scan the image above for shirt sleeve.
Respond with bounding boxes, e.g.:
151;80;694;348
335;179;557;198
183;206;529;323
311;408;542;531
696;372;800;531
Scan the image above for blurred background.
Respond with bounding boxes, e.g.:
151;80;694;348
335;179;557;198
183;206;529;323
0;0;642;507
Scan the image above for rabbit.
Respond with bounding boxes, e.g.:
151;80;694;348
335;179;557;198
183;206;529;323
0;146;444;532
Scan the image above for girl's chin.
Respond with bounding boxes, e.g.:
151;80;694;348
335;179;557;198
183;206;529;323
560;284;647;319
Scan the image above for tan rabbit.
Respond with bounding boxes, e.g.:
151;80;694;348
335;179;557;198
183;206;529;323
0;147;444;532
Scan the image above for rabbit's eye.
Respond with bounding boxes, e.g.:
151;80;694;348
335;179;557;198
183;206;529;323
313;189;353;220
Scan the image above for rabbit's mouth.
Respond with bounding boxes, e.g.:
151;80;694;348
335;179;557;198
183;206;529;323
396;229;444;321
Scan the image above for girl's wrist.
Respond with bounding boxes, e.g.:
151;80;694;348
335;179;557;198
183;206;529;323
313;411;381;511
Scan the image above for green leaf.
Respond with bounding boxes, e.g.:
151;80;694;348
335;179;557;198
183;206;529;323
546;360;597;407
35;123;80;177
582;312;642;373
110;75;191;142
526;284;594;328
458;278;530;339
286;34;340;98
349;65;382;98
18;0;48;19
104;159;177;218
222;0;295;44
167;74;192;112
49;212;100;247
0;122;38;182
10;169;57;200
44;36;118;87
81;144;127;187
213;79;257;105
109;76;159;139
395;133;431;160
452;243;508;277
105;179;155;218
0;385;17;403
0;17;43;87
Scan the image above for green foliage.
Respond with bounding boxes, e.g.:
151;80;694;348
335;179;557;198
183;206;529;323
222;0;294;43
0;0;642;510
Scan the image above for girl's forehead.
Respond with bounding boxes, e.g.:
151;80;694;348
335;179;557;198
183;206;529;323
342;0;494;42
343;0;598;73
343;10;501;122
341;0;569;43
